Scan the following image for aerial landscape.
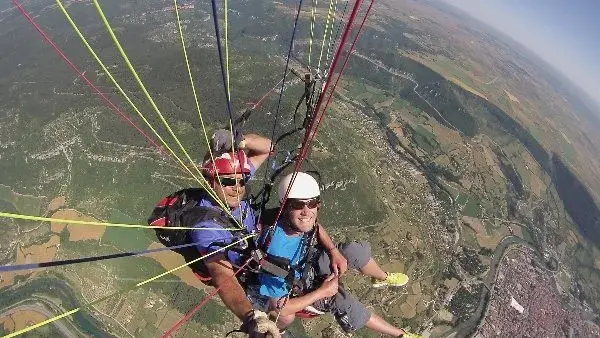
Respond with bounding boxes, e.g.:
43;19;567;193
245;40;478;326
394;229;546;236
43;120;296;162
1;0;599;337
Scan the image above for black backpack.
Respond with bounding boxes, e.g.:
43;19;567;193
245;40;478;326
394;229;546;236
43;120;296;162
147;188;236;248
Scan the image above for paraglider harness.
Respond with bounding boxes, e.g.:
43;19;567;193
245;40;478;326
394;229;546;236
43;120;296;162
147;67;322;285
147;188;321;292
248;66;325;293
254;208;324;295
147;187;255;280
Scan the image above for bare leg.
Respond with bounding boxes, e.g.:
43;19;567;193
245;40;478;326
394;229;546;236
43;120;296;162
268;297;295;330
365;313;405;336
359;258;388;280
275;313;295;330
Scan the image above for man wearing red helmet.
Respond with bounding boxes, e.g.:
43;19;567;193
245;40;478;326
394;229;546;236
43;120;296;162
187;130;281;337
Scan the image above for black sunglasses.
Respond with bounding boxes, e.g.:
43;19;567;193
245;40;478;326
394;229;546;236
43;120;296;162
287;198;320;210
217;176;250;187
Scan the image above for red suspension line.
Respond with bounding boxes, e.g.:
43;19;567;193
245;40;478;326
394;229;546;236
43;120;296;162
13;0;177;165
248;77;285;109
301;0;376;159
267;0;371;230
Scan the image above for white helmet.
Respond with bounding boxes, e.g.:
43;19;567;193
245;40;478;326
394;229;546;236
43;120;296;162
278;172;320;202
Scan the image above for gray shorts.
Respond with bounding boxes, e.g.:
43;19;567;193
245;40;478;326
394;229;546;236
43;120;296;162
247;241;373;332
311;241;372;332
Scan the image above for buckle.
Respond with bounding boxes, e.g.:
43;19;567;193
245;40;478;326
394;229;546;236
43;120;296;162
258;253;292;278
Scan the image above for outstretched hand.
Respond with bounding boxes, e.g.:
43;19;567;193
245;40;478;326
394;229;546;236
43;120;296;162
329;248;348;276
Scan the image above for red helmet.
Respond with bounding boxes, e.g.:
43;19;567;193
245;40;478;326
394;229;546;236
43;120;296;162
203;150;252;177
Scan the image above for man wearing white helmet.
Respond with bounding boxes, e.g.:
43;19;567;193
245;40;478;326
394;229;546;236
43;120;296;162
254;172;417;337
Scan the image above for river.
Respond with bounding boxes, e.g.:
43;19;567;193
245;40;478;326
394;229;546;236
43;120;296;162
0;275;115;337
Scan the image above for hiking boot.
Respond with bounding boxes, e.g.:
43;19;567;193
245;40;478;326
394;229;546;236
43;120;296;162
372;272;409;288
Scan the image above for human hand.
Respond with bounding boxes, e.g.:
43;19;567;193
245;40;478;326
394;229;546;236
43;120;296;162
211;128;244;155
329;248;348;276
318;274;339;298
244;310;280;338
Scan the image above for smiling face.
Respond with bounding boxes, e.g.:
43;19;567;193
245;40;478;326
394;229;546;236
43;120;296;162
212;173;247;209
283;198;320;234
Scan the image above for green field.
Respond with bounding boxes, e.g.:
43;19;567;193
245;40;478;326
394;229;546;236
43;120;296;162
0;184;12;201
461;223;480;249
13;194;45;217
345;78;392;103
103;208;154;251
455;193;468;206
0;183;45;216
462;198;482;218
409;124;439;153
521;227;533;243
562;140;577;163
390;97;414;112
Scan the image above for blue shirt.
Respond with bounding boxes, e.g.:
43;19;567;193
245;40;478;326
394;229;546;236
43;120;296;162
258;222;306;299
189;160;257;266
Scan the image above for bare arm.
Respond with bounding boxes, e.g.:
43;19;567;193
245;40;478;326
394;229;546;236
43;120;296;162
242;133;272;169
269;274;338;316
316;224;336;251
316;224;348;275
205;254;253;321
270;290;325;316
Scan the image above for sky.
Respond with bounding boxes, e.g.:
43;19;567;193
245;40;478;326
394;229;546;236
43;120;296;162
444;0;600;106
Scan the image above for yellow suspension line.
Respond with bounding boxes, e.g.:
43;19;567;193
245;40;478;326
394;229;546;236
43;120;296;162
173;0;214;166
219;0;245;227
56;0;231;217
173;0;244;228
308;0;318;69
139;234;255;286
0;212;240;231
324;0;339;64
92;0;239;216
92;1;203;187
316;0;337;73
1;234;256;338
55;1;195;183
171;0;236;219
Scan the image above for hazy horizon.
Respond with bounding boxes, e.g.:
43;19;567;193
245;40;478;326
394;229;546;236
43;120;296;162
444;0;600;110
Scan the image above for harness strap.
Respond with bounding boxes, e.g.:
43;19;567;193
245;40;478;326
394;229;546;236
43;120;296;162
183;201;257;277
293;226;319;294
259;258;292;278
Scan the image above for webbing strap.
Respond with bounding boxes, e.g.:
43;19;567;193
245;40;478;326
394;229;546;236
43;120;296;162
293;227;319;294
259;258;291;278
